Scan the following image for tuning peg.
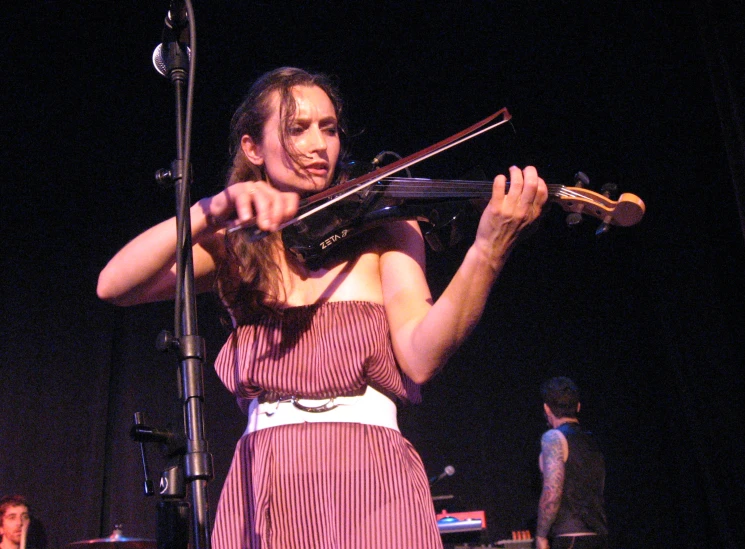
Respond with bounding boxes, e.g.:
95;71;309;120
566;171;590;227
574;171;590;187
566;211;583;227
595;183;618;237
600;182;618;200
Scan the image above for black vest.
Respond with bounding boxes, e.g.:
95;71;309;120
551;422;608;537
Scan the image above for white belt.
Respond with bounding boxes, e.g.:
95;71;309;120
246;385;399;434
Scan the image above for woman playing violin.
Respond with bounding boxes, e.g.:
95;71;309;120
97;66;548;549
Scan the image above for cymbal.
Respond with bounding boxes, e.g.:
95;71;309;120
66;539;155;549
66;530;156;549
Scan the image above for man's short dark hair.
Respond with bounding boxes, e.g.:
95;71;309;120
541;376;580;419
0;495;28;518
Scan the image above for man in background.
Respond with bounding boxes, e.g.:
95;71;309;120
536;377;608;549
0;495;29;549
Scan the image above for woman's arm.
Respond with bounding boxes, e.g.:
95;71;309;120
381;166;547;383
96;200;221;306
97;181;299;306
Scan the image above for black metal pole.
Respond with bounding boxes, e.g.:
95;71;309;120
151;3;213;549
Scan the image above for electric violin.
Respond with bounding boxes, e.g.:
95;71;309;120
228;108;646;268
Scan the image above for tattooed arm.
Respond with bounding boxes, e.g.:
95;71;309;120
536;429;567;549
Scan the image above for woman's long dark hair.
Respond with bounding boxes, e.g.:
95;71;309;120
218;67;349;324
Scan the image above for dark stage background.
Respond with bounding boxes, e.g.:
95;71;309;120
1;2;744;548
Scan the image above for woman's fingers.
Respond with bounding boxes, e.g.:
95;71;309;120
496;166;547;214
232;183;257;223
214;181;300;232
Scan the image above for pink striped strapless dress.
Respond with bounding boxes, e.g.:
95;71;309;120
212;301;443;549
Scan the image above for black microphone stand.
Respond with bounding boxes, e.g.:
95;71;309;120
141;3;213;549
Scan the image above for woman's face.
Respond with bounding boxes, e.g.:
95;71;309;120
243;85;341;195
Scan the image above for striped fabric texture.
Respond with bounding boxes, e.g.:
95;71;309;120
212;301;442;549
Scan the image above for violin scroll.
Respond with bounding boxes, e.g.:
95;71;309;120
549;184;646;230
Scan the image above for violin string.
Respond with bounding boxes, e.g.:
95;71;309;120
360;179;608;203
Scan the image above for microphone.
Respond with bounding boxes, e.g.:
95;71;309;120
429;465;456;486
152;1;190;77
